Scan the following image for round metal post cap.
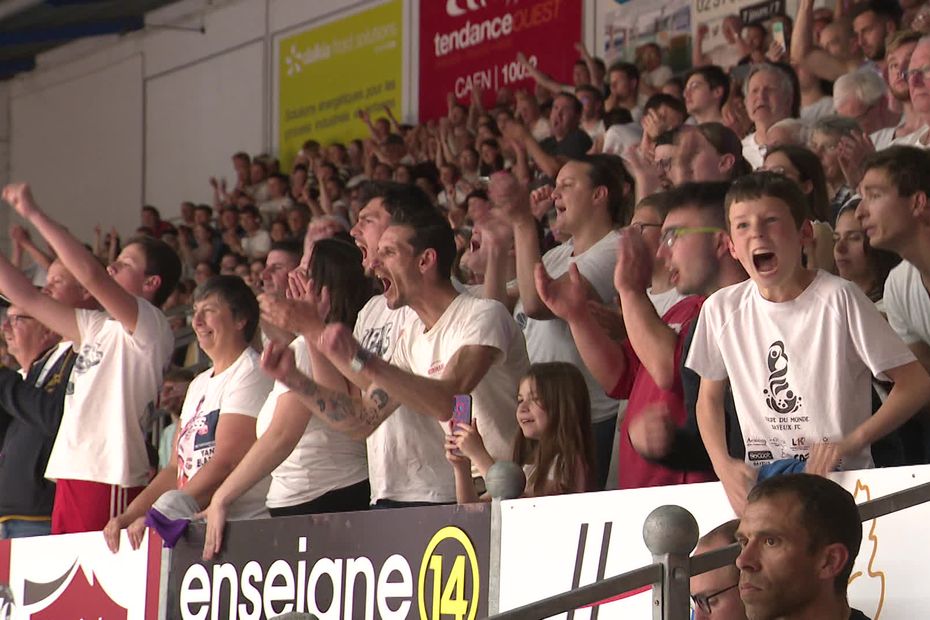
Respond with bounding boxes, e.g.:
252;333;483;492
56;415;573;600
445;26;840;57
486;461;526;499
642;505;700;556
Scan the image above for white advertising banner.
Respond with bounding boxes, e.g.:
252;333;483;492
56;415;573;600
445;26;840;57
499;465;930;618
1;529;162;619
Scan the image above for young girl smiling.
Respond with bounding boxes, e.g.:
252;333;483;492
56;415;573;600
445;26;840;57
446;362;596;501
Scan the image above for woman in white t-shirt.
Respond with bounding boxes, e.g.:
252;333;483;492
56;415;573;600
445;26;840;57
200;238;373;560
446;362;596;500
104;275;272;552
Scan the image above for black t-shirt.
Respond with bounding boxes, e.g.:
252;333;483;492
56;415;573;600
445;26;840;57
539;128;592;160
849;609;871;620
667;320;744;471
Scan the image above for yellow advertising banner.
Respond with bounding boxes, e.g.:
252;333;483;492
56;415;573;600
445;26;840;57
277;0;402;168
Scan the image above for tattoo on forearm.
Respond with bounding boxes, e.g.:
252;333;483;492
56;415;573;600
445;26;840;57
290;371;393;430
371;388;388;410
289;373;318;397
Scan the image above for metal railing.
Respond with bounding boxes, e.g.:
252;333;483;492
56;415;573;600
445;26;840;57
486;475;930;620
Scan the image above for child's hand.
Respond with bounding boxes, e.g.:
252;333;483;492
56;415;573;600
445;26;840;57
806;440;849;477
450;421;488;464
445;435;471;467
718;457;758;516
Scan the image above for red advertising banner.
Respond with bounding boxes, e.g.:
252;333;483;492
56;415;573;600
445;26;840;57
419;0;583;121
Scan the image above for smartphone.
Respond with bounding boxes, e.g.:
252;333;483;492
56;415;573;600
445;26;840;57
451;394;473;456
452;394;472;429
772;21;787;52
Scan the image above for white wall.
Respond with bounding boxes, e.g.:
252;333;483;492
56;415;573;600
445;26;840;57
3;0;601;242
4;0;395;241
10;52;143;243
144;41;265;214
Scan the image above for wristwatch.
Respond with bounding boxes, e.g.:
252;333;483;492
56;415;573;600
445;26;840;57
349;346;373;373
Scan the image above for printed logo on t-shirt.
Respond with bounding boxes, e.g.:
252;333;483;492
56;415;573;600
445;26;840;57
762;340;802;414
67;342;105;395
428;360;446;377
177;406;220;487
73;343;104;375
515;311;528;330
359;323;394;359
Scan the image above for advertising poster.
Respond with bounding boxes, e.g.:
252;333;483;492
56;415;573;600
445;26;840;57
596;0;693;73
277;0;403;169
418;0;582;121
168;504;491;620
0;530;162;619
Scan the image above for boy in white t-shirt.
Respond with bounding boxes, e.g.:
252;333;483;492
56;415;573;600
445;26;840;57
685;172;930;514
0;184;182;533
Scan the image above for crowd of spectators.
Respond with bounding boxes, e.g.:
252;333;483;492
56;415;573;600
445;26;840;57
1;1;930;615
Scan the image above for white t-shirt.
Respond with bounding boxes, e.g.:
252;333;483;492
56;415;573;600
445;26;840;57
176;348;273;519
516;231;622;423
256;336;368;508
393;294;527;472
800;97;835;125
355;295;454;503
241;229;271;260
583;119;606;142
742;133;765;170
531;117;552;143
45;298;174;487
643;65;673;90
707;44;744;72
602;123;643;156
891;124;930;148
257;196;292;219
686;271;915;470
884;261;930;346
648;287;688;318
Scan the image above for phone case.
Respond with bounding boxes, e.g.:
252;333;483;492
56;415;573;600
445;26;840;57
452;394;472;427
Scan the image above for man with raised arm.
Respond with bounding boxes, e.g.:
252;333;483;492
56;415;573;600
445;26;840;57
487;160;625;489
536;183;746;489
0;261;98;538
0;184;180;533
792;0;865;82
257;183;526;509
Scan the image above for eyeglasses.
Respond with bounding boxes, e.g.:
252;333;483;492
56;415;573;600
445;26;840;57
631;222;663;234
905;64;930;83
1;315;33;329
660;226;725;248
4;315;32;324
691;583;739;614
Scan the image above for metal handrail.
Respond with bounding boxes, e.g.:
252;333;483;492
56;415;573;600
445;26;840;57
487;479;930;620
489;564;663;620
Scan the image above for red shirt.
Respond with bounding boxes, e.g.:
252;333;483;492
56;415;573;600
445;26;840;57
609;296;717;489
